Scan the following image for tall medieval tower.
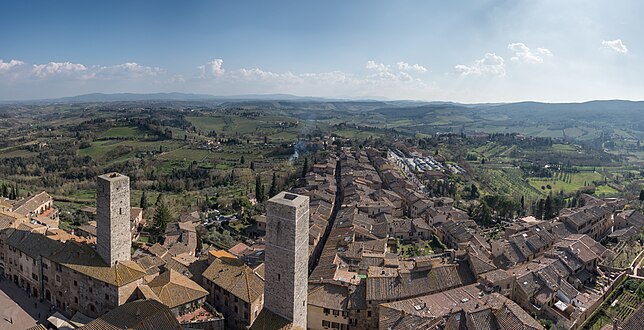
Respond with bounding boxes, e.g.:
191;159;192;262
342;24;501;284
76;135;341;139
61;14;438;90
96;172;131;266
265;191;309;328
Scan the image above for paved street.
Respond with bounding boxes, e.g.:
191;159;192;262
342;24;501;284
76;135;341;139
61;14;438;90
0;278;50;330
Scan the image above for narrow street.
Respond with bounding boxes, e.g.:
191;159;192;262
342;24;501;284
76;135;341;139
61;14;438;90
308;158;343;276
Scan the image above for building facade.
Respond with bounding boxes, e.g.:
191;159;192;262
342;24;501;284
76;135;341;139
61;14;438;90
265;192;310;329
96;173;132;266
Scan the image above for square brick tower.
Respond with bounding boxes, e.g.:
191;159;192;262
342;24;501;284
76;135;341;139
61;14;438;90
265;192;309;328
96;172;131;266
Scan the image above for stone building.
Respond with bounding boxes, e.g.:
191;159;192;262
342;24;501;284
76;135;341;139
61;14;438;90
201;257;265;329
97;173;131;266
1;173;149;319
264;192;310;329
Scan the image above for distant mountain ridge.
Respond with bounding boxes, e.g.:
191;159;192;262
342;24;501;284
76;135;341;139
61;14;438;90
16;92;344;103
4;93;644;113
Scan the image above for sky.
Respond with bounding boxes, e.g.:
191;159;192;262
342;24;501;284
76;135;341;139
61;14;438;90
1;0;642;102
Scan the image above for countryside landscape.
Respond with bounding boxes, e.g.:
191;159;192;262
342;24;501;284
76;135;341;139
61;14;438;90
2;1;644;330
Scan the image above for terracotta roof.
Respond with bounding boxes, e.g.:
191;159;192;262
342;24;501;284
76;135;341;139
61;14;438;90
250;308;301;330
201;257;264;304
50;241;146;286
145;269;208;308
7;229;131;284
366;265;462;301
379;284;544;330
149;243;169;258
209;249;236;259
13;191;52;216
7;229;63;259
77;223;97;236
228;242;251;257
308;283;350;310
78;299;181;330
0;209;27;224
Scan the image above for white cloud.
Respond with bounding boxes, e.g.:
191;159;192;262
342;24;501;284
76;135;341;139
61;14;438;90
365;60;389;72
94;62;164;79
0;59;25;73
365;60;425;82
198;59;225;77
455;53;506;76
508;43;552;63
397;61;427;73
32;61;87;77
602;39;628;54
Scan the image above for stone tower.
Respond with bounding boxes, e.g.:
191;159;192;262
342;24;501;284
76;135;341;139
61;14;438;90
96;172;131;266
265;192;309;328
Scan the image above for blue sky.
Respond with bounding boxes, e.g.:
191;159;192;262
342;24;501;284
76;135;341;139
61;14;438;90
1;0;642;102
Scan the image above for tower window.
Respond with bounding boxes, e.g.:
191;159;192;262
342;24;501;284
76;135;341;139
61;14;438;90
119;208;122;215
277;273;280;281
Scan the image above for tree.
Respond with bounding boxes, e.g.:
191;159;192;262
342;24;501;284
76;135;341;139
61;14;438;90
543;194;555;220
639;189;644;201
470;184;479;199
535;199;545;220
152;196;173;236
255;175;263;202
472;202;493;226
232;197;251;214
140;191;149;209
520;195;525;211
240;155;245;164
269;172;278;198
301;158;309;178
250;161;255;171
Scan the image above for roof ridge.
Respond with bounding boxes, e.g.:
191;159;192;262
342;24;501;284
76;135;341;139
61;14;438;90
244;268;252;303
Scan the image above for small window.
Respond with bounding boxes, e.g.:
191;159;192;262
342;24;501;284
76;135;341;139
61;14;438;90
323;320;331;327
89;287;92;293
277;273;280;281
333;310;339;316
324;308;330;314
74;280;78;286
105;294;109;301
74;297;78;304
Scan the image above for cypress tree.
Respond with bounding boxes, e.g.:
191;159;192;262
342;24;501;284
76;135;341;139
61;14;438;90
301;158;309;178
269;173;278;198
140;191;149;209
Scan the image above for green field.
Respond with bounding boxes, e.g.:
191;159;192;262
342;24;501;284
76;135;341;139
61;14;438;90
186;116;226;132
528;172;609;194
78;139;185;164
99;126;149;139
478;167;543;202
